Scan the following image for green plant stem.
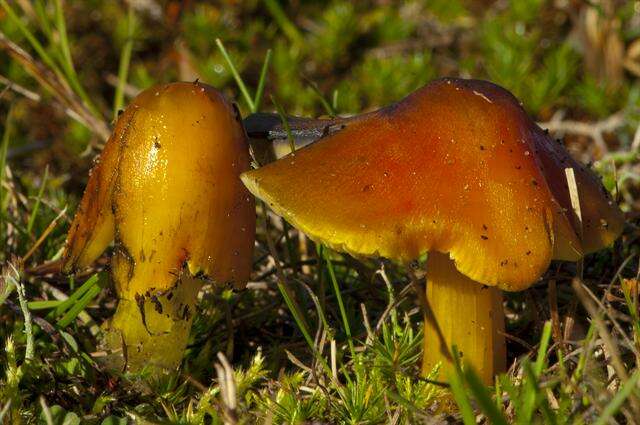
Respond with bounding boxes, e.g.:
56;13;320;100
11;266;34;361
253;49;272;112
323;248;355;360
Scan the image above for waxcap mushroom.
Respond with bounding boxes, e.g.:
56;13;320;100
63;81;255;372
241;78;623;384
241;78;622;291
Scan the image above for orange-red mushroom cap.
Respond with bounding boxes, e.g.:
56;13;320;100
63;82;255;295
241;78;623;291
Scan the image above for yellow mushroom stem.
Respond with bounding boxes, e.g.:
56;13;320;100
423;252;506;384
102;272;201;373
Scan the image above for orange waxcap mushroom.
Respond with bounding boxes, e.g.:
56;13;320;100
242;78;623;383
63;81;255;373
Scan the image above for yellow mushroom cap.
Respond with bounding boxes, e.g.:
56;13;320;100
241;78;623;291
63;82;255;296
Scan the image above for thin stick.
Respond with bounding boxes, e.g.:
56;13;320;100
540;111;625;154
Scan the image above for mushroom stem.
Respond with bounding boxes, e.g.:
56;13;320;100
102;274;201;373
423;252;506;384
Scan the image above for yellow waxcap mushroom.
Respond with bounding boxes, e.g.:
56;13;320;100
63;81;255;372
242;78;623;383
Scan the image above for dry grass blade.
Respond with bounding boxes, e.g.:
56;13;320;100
0;31;109;142
565;167;584;281
0;73;86;126
360;303;374;345
21;206;66;263
285;349;312;373
215;352;238;425
571;278;640;417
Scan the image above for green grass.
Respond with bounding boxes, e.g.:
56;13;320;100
1;0;640;423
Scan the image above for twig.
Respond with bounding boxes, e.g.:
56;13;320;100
539;111;626;154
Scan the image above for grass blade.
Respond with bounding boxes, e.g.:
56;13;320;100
0;105;12;213
305;78;335;117
49;274;100;319
572;321;596;382
113;4;135;121
10;265;34;360
277;281;314;350
534;321;552;376
33;0;53;40
519;360;540;425
448;347;476;425
276;280;331;375
0;0;62;79
464;366;508;425
27;165;48;235
53;0;99;116
56;277;103;328
271;96;295;153
215;38;255;113
253;49;272;112
27;300;64;310
323;248;355;359
262;0;303;47
595;369;640;425
54;0;73;73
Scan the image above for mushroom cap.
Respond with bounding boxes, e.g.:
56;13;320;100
63;82;255;296
241;78;623;291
